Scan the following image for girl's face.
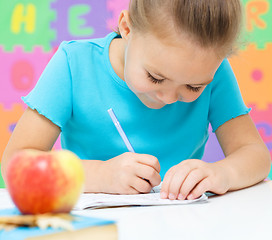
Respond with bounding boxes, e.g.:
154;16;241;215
118;16;223;109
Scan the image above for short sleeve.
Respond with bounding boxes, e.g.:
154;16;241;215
22;42;72;130
208;59;250;132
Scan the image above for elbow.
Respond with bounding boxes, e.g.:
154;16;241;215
1;156;7;185
265;151;271;179
262;145;271;180
1;150;10;184
1;149;13;184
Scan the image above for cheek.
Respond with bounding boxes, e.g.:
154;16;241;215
124;66;155;93
124;47;157;93
131;79;154;93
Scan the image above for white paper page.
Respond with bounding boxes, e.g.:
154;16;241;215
74;184;208;210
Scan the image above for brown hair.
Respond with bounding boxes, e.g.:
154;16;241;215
127;0;243;57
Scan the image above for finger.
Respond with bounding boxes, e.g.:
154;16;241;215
160;167;175;199
165;163;194;200
167;170;188;200
135;163;161;187
118;180;141;194
135;154;161;173
131;176;152;193
124;186;142;195
179;169;207;200
187;177;211;200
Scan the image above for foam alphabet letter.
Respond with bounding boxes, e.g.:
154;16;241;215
246;1;269;31
11;4;36;34
68;4;94;36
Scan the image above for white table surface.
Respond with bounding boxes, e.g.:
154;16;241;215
1;180;272;240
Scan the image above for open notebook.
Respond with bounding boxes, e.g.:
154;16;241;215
74;184;208;210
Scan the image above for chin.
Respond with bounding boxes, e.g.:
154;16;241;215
135;93;166;109
142;100;166;109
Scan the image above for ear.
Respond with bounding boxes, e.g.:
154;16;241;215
118;10;131;40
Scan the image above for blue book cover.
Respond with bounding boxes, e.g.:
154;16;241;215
0;208;116;240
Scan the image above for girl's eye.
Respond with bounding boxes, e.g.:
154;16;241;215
146;72;164;84
186;85;202;92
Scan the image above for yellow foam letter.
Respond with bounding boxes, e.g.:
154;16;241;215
11;4;36;34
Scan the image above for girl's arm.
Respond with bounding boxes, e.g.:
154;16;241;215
1;107;61;181
1;107;161;194
160;114;271;200
1;107;109;192
215;113;271;190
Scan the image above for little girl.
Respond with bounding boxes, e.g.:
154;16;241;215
2;0;271;201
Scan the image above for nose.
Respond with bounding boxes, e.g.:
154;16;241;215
156;90;179;105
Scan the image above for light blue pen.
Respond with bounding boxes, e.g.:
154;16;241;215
107;108;135;153
107;108;155;193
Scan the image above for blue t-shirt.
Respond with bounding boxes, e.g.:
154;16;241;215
22;32;250;178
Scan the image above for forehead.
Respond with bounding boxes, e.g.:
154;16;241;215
133;32;222;84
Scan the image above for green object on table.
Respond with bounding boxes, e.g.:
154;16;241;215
0;163;5;188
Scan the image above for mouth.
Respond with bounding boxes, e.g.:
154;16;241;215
143;95;166;109
146;94;164;104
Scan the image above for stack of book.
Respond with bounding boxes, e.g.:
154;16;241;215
0;208;118;240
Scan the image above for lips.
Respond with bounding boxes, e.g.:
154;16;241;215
147;93;164;104
145;96;166;109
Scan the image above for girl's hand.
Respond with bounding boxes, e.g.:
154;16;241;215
160;159;230;200
102;152;161;194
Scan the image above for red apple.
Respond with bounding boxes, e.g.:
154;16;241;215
6;149;85;214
